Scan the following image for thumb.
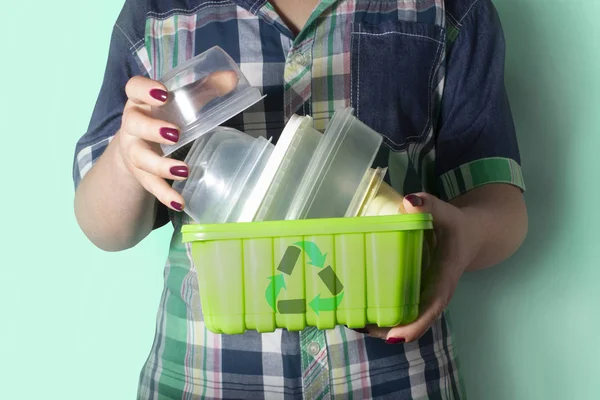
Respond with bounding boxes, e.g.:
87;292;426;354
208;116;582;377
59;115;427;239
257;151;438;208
403;192;457;227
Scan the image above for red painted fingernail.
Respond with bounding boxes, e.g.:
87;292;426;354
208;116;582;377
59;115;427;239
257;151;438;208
404;194;423;207
160;127;179;143
170;201;183;211
150;89;168;102
170;166;188;178
386;337;405;344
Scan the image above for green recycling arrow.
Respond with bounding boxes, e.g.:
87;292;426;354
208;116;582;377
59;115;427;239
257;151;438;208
265;274;286;311
293;241;327;268
309;292;345;315
265;242;345;315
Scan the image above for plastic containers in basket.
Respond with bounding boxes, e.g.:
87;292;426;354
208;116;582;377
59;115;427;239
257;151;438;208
172;115;323;224
174;107;384;225
172;127;273;224
182;213;433;334
242;107;385;222
152;46;265;156
284;107;384;220
247;114;323;222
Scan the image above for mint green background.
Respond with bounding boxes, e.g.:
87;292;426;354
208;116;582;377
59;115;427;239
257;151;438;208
1;0;598;399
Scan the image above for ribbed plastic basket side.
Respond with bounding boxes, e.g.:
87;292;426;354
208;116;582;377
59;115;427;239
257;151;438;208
191;229;424;335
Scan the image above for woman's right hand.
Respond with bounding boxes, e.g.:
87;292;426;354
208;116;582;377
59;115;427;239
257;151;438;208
118;76;189;212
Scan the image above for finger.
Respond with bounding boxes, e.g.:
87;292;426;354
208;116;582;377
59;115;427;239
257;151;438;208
343;324;390;340
345;326;370;335
122;106;180;145
403;192;460;230
125;75;169;106
133;167;185;212
363;275;445;343
403;192;437;215
188;70;240;110
364;325;390;340
384;298;447;344
204;70;239;96
126;140;189;181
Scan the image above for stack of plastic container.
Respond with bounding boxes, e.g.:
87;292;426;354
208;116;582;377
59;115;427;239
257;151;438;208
171;128;273;224
243;115;323;222
283;107;384;220
173;107;390;224
157;47;433;334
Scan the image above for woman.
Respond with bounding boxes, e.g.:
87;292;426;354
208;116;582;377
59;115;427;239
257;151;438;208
73;0;528;398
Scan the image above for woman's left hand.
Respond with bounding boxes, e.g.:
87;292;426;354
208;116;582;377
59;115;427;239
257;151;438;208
362;192;483;344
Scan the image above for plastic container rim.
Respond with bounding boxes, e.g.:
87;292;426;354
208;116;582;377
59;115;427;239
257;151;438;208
160;45;233;87
161;88;265;156
158;46;266;156
182;213;433;242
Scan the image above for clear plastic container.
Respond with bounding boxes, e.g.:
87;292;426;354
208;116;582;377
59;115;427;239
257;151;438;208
173;127;273;223
248;115;323;222
153;46;265;156
285;107;384;220
235;115;312;222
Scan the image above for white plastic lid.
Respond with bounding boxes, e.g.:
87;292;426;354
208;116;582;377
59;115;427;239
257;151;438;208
152;46;265;156
252;115;323;222
236;114;309;222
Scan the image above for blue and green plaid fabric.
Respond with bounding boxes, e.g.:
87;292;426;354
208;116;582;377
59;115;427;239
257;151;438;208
73;0;525;398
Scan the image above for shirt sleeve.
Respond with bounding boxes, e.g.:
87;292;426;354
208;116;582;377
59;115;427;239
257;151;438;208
435;0;525;201
72;14;170;229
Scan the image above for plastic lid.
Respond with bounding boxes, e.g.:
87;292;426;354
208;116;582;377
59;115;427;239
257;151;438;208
181;213;433;242
252;115;323;222
173;127;273;223
285;107;384;220
152;46;265;156
236;114;309;222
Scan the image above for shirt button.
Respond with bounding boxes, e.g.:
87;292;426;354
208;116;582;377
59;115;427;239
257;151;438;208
308;342;320;356
293;52;308;66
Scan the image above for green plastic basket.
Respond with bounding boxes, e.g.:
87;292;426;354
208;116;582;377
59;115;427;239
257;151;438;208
182;213;433;334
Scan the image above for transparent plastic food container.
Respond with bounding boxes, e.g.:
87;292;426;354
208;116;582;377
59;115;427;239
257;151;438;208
172;127;273;223
152;46;265;156
285;107;384;220
248;115;323;222
177;108;432;335
173;108;384;224
182;213;432;334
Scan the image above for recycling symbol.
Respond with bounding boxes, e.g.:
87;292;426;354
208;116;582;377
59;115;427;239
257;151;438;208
265;241;344;315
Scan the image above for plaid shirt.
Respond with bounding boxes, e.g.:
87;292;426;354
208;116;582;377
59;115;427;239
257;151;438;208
73;0;525;398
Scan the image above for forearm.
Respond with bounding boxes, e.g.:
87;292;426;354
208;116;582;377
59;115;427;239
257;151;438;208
451;184;528;272
74;131;158;252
